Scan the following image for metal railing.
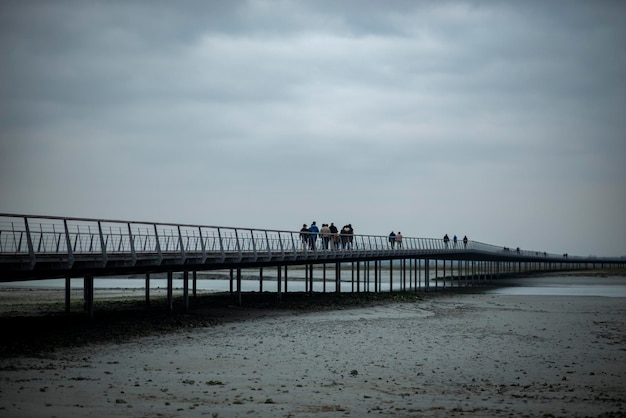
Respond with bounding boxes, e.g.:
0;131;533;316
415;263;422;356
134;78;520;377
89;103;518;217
1;213;622;280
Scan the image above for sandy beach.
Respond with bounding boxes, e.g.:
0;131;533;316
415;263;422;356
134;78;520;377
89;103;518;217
0;288;625;417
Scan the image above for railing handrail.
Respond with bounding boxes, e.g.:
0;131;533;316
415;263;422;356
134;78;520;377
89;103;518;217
1;214;623;265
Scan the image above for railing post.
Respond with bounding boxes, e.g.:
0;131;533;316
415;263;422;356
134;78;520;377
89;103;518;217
199;227;207;263
290;232;297;260
128;223;137;265
218;228;225;262
177;225;186;264
97;221;107;267
64;219;74;268
278;231;285;261
235;229;242;262
24;217;35;268
265;230;271;261
154;224;163;265
251;230;258;261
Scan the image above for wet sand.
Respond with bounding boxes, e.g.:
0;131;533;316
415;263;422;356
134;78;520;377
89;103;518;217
0;289;625;417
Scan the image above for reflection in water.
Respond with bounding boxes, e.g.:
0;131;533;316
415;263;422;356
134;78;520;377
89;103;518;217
484;276;626;297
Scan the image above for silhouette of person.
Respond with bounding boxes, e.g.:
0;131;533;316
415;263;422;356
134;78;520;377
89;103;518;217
389;231;396;249
396;231;403;248
463;235;468;248
341;225;352;249
300;224;309;250
443;234;450;248
329;222;339;249
320;223;331;250
347;224;354;249
308;221;319;250
453;235;458;248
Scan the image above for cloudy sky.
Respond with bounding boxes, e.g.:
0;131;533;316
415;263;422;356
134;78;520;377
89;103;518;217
1;1;625;257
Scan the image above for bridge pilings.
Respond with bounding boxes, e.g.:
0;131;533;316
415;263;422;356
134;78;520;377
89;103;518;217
58;255;623;317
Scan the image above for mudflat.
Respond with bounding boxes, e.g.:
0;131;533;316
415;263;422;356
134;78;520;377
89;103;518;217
0;289;624;417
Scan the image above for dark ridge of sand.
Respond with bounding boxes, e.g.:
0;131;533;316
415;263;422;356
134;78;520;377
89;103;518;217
0;290;436;359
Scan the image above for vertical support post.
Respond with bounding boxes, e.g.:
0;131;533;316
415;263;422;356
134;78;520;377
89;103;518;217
335;262;341;293
347;262;352;292
418;259;422;291
84;275;94;319
236;268;242;307
374;260;379;292
389;259;393;292
284;265;288;293
277;265;282;302
285;266;288;293
259;267;264;292
441;259;445;288
183;271;189;312
145;273;151;306
229;269;234;293
424;258;430;292
402;259;407;291
193;271;197;297
65;276;71;313
309;264;314;295
471;260;475;286
167;271;173;312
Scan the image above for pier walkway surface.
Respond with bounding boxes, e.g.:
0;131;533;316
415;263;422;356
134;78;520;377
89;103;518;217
1;213;624;316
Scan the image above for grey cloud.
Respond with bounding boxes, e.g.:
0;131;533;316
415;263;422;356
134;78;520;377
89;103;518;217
1;0;624;256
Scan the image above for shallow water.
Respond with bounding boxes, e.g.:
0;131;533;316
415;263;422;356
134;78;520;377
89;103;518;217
1;272;625;297
483;275;626;297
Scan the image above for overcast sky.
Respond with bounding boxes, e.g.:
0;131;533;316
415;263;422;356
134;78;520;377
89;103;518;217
1;1;625;257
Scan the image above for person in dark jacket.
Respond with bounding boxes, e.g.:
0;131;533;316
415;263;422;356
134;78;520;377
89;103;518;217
300;224;309;250
389;231;396;249
308;221;319;250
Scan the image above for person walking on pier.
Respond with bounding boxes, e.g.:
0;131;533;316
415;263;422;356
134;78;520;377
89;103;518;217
443;234;450;248
347;224;354;249
320;223;331;250
389;231;396;249
300;224;310;250
329;222;339;249
463;235;468;248
309;221;319;250
396;231;403;248
453;235;458;248
341;224;354;249
340;225;349;249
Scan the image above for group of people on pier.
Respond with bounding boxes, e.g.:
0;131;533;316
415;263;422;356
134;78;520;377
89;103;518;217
443;233;468;248
388;231;403;248
299;224;473;252
300;222;354;250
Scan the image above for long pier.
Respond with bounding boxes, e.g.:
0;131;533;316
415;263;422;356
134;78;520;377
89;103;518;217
1;213;624;317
